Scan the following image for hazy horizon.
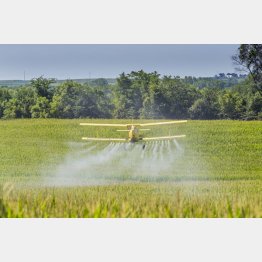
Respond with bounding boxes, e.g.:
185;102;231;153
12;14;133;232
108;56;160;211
0;44;239;80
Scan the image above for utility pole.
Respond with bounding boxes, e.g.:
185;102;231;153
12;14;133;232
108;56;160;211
89;72;91;84
24;71;26;82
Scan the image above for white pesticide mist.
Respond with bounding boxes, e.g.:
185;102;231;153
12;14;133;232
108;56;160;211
43;139;208;187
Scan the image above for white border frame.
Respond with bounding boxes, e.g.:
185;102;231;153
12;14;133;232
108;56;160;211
1;0;262;261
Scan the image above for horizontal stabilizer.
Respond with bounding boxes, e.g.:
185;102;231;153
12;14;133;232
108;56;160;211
142;135;186;141
82;137;127;142
116;129;150;131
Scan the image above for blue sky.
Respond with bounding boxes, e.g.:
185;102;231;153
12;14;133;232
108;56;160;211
0;44;239;80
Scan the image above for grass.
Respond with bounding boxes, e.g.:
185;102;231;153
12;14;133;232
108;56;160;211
0;119;262;217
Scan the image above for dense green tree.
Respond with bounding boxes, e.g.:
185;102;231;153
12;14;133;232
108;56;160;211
31;97;51;118
2;87;36;118
92;86;114;118
114;71;162;119
0;88;12;118
128;70;160;118
232;44;262;92
189;88;220;119
2;98;20;119
219;91;246;119
113;73;135;118
50;80;107;118
51;81;83;118
248;92;262;117
158;76;199;118
189;99;210;119
30;76;56;100
15;87;36;117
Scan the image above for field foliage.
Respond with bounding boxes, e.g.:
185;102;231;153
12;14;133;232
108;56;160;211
0;119;261;217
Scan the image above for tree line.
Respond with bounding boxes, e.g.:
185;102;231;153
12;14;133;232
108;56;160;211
0;44;261;120
0;72;261;120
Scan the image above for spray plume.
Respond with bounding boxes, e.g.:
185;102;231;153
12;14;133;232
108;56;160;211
43;139;207;187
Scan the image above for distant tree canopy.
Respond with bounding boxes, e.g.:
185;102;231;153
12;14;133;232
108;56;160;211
0;69;261;120
183;75;243;89
89;78;109;87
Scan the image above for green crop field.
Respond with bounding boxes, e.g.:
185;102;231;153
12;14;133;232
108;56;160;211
0;119;262;217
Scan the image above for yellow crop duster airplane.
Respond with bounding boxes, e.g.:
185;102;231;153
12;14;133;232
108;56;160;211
80;120;187;143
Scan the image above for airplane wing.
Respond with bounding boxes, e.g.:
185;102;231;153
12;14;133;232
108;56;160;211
80;120;187;128
142;135;186;141
80;123;128;127
139;120;187;127
82;137;127;142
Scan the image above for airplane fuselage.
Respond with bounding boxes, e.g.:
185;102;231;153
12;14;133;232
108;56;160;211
128;125;141;142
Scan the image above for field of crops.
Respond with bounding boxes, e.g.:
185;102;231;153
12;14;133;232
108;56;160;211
0;119;261;217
